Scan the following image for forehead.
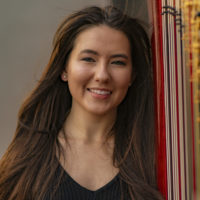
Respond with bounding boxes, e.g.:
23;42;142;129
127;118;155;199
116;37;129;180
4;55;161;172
72;25;131;55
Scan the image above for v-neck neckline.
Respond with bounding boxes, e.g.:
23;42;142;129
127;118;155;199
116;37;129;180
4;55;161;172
58;164;119;193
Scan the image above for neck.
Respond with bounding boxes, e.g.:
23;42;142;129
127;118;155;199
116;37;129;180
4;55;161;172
62;105;116;144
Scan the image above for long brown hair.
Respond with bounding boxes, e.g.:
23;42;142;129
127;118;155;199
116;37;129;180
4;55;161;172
0;6;163;200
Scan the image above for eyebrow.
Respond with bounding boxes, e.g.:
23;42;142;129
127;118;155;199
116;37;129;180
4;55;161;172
110;54;128;59
80;49;128;59
80;49;98;55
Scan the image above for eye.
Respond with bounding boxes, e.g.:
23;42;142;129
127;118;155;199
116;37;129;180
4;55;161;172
81;57;95;62
111;60;126;66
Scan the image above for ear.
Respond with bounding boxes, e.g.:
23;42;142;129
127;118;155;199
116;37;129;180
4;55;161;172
61;71;68;82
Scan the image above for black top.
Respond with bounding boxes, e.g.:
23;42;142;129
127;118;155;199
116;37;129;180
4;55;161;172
44;164;124;200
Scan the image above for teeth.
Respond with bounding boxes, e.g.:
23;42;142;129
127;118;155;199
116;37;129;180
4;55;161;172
90;89;111;95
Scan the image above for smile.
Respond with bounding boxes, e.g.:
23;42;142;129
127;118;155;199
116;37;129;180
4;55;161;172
88;88;112;95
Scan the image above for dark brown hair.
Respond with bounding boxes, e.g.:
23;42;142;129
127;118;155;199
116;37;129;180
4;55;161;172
0;6;163;200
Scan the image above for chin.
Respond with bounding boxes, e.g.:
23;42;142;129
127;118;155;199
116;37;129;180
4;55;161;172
86;106;116;116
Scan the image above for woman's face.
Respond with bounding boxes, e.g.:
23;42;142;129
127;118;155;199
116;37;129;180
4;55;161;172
62;25;132;116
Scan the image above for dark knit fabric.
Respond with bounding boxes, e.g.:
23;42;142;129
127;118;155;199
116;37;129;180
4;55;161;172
44;165;124;200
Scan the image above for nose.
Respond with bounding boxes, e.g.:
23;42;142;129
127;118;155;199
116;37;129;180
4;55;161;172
94;61;110;83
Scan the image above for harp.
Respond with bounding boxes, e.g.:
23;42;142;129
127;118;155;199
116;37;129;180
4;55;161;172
151;0;200;199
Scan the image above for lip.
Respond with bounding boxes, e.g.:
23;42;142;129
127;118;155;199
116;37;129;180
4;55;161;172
87;88;112;92
87;88;112;99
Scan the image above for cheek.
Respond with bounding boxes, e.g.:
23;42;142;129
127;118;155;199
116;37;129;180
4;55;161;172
114;71;132;89
67;65;92;89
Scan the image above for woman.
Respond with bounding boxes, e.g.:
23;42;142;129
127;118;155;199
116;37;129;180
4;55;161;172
0;6;163;200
